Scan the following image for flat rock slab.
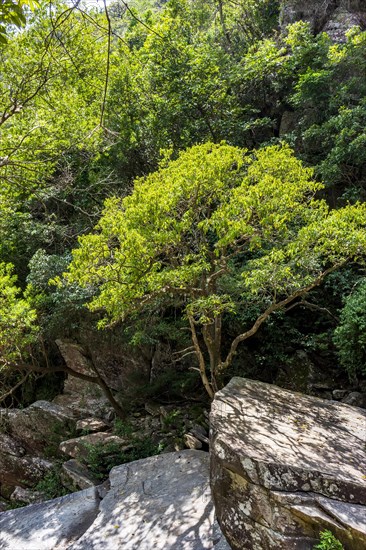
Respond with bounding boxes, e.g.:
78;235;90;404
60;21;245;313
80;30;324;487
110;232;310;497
69;450;229;550
210;377;366;550
0;451;229;550
0;487;101;550
212;377;366;502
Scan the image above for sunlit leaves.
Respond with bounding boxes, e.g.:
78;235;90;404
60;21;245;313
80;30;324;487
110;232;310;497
66;143;366;332
0;262;37;370
0;0;39;43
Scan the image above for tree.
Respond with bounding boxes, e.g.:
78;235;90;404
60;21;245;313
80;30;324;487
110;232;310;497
0;262;37;371
0;1;111;279
334;278;366;377
64;143;366;397
0;0;39;43
0;259;127;416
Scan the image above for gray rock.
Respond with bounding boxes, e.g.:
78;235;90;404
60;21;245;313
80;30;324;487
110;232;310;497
190;425;209;445
279;111;300;136
10;486;46;505
0;499;8;512
59;432;129;459
0;433;26;457
323;6;366;43
69;450;229;550
61;460;99;491
144;400;162;416
0;486;101;550
0;453;53;495
210;377;366;550
332;389;347;400
184;433;203;450
76;417;110;434
8;400;76;454
342;391;366;408
280;0;366;39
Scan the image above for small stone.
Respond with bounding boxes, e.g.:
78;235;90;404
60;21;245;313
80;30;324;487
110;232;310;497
76;418;110;434
332;389;347;400
342;392;366;408
190;425;209;444
59;433;129;459
184;433;202;450
159;406;169;418
61;459;99;491
10;486;46;505
144;401;161;416
0;499;8;512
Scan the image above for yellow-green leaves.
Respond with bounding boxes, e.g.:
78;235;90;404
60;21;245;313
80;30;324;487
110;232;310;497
0;262;37;370
66;142;366;328
0;0;39;44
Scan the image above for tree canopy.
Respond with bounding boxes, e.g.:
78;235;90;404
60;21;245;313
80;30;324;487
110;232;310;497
0;0;365;406
65;142;366;396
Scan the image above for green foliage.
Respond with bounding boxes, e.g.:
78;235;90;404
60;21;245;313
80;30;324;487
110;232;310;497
113;418;134;438
0;0;365;402
0;0;39;43
161;408;184;434
291;28;366;198
314;530;344;550
35;462;69;499
82;438;162;481
65;142;366;393
43;419;78;458
25;249;92;339
334;279;366;377
0;262;37;370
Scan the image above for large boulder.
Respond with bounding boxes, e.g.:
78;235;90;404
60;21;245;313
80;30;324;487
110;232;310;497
4;401;77;454
210;377;366;550
0;401;76;495
0;486;102;549
0;450;229;550
0;432;53;497
69;450;229;550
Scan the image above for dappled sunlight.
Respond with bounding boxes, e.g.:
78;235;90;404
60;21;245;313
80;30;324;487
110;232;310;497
70;451;226;549
0;451;228;550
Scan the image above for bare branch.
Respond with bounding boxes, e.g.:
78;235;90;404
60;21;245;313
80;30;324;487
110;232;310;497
0;372;30;404
188;314;214;399
222;263;346;370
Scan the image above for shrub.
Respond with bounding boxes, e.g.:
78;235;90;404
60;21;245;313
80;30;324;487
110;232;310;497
314;530;344;550
334;279;366;377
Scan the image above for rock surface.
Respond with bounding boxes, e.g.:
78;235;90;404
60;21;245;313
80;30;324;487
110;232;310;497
0;486;102;550
61;459;99;492
0;450;229;550
5;400;77;453
76;417;110;434
59;432;129;459
0;401;76;496
10;486;46;505
280;0;366;40
210;377;366;550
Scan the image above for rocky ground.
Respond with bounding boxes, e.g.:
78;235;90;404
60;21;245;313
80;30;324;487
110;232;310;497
0;369;210;511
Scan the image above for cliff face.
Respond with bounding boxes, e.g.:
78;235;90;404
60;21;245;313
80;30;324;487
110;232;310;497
280;0;366;41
